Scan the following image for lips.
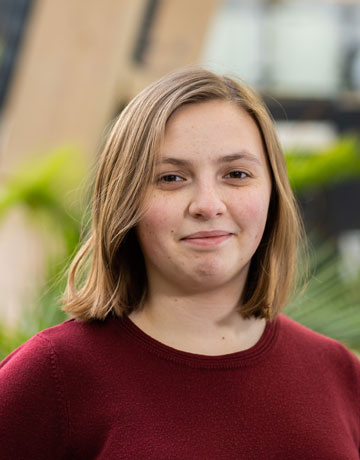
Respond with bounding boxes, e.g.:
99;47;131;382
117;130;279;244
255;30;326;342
181;230;233;247
182;230;232;239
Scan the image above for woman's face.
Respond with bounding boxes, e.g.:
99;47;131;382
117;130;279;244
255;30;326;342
136;100;272;296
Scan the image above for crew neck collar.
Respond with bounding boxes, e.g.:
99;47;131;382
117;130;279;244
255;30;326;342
118;314;280;369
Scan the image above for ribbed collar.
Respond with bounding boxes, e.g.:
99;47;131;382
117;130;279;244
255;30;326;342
117;313;280;369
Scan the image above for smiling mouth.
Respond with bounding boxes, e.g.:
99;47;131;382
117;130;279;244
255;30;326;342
183;231;232;239
181;232;233;247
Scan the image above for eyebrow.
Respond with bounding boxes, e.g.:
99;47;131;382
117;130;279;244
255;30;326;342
157;151;262;167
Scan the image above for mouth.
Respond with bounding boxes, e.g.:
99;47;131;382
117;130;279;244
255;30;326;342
182;230;232;239
181;230;233;247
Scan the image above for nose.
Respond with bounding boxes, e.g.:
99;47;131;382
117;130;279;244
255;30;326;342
188;181;226;219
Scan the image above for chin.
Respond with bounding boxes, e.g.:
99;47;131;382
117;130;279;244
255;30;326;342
189;266;240;287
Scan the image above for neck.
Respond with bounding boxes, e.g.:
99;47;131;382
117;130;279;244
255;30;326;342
129;286;266;355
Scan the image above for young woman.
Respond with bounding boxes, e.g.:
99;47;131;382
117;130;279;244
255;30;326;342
1;68;359;459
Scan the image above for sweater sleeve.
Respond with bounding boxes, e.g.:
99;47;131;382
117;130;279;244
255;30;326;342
0;333;69;459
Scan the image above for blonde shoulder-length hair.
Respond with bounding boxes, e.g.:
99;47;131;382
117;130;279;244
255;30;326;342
62;67;304;321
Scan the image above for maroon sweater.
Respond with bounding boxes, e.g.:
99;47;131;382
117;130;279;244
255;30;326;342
1;313;359;459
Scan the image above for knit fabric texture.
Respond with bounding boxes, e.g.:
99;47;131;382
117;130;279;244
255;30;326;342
1;313;359;459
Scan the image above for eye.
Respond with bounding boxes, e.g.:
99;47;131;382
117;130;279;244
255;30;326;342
158;174;184;183
224;170;248;179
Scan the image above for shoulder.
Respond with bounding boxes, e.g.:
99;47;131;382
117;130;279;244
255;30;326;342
277;313;358;353
276;313;360;382
0;319;83;389
0;316;126;377
36;316;117;354
0;322;79;457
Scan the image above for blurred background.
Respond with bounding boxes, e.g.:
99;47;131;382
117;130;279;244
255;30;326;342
0;0;359;358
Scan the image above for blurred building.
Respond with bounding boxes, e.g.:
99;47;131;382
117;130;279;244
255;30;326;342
202;0;360;143
0;0;359;325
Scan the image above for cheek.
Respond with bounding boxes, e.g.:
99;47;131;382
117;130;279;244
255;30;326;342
136;202;174;257
235;191;270;239
138;203;169;235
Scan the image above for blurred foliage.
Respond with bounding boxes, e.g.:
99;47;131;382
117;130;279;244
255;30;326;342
286;238;360;354
284;136;360;354
0;138;359;360
0;147;90;359
0;145;86;252
285;137;360;193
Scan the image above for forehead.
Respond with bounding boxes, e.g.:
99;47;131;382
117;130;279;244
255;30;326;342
158;100;267;165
